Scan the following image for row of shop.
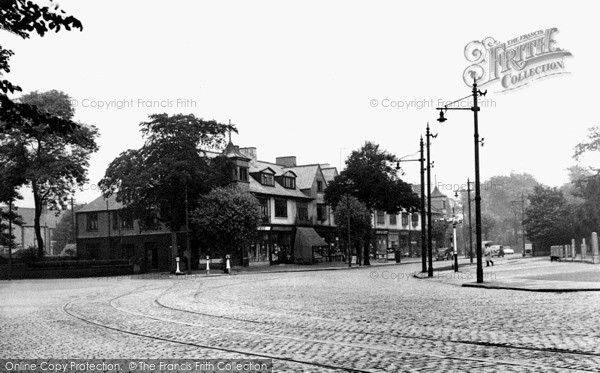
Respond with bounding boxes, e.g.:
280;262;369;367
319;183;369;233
76;226;422;271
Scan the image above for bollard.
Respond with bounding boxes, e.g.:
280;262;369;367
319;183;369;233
582;238;587;260
592;232;599;264
175;256;183;275
206;255;210;275
225;254;231;275
572;239;576;261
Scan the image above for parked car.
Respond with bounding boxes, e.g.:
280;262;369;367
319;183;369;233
435;247;453;261
502;246;515;255
489;245;502;257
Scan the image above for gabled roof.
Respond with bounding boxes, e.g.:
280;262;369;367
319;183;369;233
256;166;276;175
321;167;338;184
78;194;124;213
251;160;285;174
287;164;320;190
281;170;297;177
248;178;312;199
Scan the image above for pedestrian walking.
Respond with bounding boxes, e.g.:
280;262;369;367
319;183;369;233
485;245;494;267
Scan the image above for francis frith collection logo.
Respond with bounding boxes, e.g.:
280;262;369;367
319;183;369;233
463;28;572;92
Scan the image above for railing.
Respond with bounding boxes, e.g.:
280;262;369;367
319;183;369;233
550;232;600;264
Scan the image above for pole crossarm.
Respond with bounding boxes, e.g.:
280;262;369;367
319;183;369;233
436;107;472;111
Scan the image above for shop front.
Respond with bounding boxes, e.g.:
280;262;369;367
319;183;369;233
248;227;271;266
270;226;293;264
375;230;388;260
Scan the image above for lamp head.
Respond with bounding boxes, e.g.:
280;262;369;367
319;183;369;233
437;109;447;123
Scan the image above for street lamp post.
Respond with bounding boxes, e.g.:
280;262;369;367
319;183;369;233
437;79;487;283
347;195;352;268
452;218;458;272
185;183;192;274
396;137;427;273
426;123;437;278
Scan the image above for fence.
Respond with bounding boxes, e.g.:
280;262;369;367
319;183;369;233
550;232;600;264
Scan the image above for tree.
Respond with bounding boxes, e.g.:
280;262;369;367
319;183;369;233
325;142;420;265
332;195;372;262
431;219;450;249
191;186;262;265
524;185;571;253
99;113;236;269
480;212;496;241
465;173;538;245
566;172;600;239
1;90;99;257
573;125;600;163
1;0;83;136
52;204;85;255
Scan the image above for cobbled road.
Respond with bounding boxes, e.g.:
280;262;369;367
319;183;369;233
1;262;600;372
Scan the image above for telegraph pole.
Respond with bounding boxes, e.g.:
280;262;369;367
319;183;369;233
8;199;13;281
396;138;427;273
511;192;526;256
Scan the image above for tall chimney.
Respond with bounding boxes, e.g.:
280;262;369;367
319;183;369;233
276;156;297;167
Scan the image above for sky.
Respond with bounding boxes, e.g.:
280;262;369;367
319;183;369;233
4;0;599;207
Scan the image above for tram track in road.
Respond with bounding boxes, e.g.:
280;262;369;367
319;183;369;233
159;274;600;361
61;276;600;372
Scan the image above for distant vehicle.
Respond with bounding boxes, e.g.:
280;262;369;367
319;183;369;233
524;243;533;257
489;245;505;257
503;246;515;255
435;247;453;261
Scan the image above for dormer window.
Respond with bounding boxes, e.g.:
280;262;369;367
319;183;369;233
282;176;295;189
239;166;248;182
261;173;275;186
317;180;324;192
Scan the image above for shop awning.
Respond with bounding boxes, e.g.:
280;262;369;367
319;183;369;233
295;227;328;248
294;227;328;264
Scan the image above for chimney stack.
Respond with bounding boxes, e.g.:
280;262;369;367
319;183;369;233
276;156;297;167
239;147;257;161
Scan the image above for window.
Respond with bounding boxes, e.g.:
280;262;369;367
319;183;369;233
283;176;295;189
317;204;327;221
376;211;385;225
402;212;408;226
239;167;249;182
275;199;287;218
257;197;269;219
442;200;446;209
296;202;308;222
412;212;419;227
389;214;397;225
261;173;275;186
86;212;98;231
317;180;324;193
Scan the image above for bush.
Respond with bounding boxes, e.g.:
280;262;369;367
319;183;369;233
16;246;38;263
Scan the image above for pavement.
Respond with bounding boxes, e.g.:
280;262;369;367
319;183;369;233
413;255;600;292
143;255;600;292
